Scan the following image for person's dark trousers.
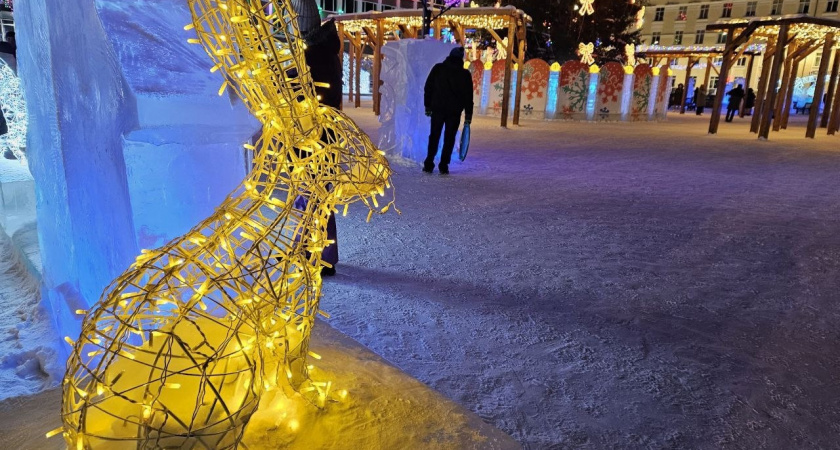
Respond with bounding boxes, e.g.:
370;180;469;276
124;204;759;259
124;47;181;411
696;106;704;115
725;108;737;122
322;212;338;266
424;112;462;172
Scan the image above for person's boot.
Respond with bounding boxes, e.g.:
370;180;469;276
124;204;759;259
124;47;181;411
438;164;449;175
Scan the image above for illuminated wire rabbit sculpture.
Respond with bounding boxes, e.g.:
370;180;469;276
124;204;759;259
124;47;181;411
58;1;394;448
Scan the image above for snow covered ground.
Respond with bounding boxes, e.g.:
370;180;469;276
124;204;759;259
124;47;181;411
319;107;840;448
3;107;840;448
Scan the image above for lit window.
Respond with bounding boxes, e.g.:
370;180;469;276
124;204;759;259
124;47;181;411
798;0;810;14
717;32;727;44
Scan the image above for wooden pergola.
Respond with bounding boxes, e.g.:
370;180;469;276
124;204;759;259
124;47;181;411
706;15;840;139
329;6;532;127
635;44;764;116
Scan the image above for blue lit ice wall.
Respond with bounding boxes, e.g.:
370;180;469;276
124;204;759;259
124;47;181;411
17;0;258;348
16;0;141;346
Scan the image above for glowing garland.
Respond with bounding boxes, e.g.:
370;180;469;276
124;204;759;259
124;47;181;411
0;60;25;161
55;0;395;448
579;0;594;16
625;44;636;67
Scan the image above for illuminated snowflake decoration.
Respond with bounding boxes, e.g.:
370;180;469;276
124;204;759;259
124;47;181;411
579;42;595;65
579;0;595;16
625;44;636;66
0;60;26;161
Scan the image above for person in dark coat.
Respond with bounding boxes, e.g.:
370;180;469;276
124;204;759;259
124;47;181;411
694;84;708;116
671;83;684;109
295;0;342;276
423;47;473;175
744;88;756;116
725;84;745;122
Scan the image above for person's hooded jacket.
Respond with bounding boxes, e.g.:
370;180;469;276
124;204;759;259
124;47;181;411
424;53;474;121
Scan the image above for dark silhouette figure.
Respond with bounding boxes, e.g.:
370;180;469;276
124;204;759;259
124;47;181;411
671;83;684;109
744;88;756;116
423;47;474;175
725;84;745;122
297;1;342;276
695;85;708;116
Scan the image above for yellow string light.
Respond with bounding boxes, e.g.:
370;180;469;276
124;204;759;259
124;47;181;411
58;1;396;448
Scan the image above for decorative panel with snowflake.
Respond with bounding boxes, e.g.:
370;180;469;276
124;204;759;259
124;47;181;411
488;60;508;116
631;64;653;122
595;62;625;121
654;66;672;120
519;59;550;116
469;61;484;112
558;61;590;120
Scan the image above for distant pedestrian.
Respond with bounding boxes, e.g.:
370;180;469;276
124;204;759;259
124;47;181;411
671;83;684;109
695;85;707;116
725;84;745;122
744;88;756;116
423;47;474;175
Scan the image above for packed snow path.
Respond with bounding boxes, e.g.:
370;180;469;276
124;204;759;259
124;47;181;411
323;109;840;449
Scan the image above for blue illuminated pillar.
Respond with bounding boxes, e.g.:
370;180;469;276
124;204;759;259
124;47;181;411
620;67;634;121
648;68;660;120
509;64;518;113
586;65;599;121
480;61;492;115
545;63;561;119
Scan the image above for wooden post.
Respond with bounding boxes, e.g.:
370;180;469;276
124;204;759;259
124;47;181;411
829;78;840;134
751;44;776;133
779;42;818;130
759;23;789;140
807;34;835;138
740;54;755;117
779;60;799;130
703;56;713;91
500;16;515;128
373;20;384;116
355;36;362;108
337;23;345;111
821;48;840;128
709;31;735;134
512;22;526;126
680;57;695;114
773;53;795;131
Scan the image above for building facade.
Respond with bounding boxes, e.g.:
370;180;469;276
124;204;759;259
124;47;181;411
639;0;839;100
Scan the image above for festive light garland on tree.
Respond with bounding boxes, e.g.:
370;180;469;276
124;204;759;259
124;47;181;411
54;1;395;448
579;42;595;65
0;60;25;161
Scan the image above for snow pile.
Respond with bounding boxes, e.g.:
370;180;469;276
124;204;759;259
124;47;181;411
0;227;59;402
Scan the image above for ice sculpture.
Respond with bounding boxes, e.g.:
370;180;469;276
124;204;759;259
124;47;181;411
16;0;258;348
0;60;25;161
57;0;394;448
379;39;457;164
